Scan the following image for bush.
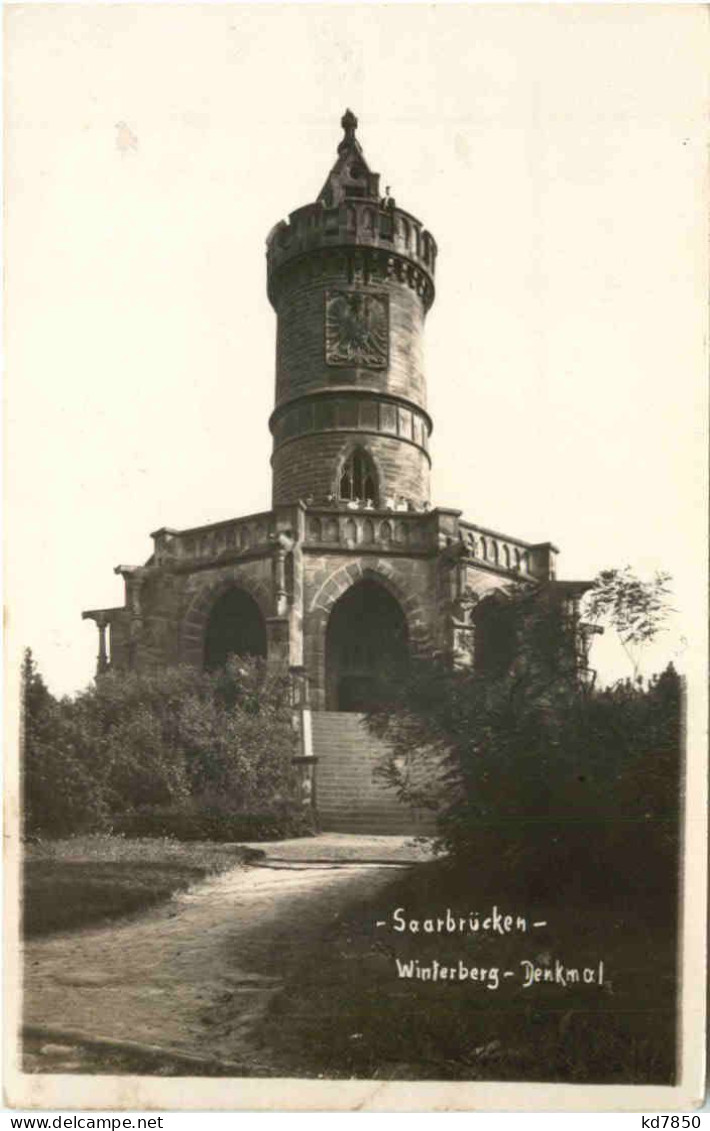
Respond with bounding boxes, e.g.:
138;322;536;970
22;652;106;836
365;644;683;899
114;801;316;842
22;652;301;839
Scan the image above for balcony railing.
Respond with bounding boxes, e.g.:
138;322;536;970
148;506;555;579
303;506;433;551
151;511;276;567
458;520;534;576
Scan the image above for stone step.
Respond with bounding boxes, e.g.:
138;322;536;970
311;708;431;835
319;812;425;826
319;815;434;827
320;817;436;835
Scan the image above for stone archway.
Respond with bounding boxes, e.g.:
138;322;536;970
325;579;408;711
180;570;272;669
203;587;267;670
307;560;431;710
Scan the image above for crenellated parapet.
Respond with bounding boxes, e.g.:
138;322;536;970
266;201;436;310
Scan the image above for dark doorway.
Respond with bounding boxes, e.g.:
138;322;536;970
474;597;518;678
325;580;408;711
203;588;267;670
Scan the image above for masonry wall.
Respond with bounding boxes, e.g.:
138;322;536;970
111;555;276;673
176;558;275;667
272;256;428;408
272;431;430;508
107;523;523;703
269;239;434;510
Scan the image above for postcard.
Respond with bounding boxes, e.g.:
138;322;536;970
4;3;707;1113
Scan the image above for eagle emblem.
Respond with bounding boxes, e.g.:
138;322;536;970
325;291;389;368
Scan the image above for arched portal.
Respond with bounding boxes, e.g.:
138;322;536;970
203;587;267;670
325;580;408;711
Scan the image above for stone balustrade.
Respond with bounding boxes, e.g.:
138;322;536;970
149;508;557;579
151;511;276;567
458;521;558;581
458;521;532;575
303;506;433;551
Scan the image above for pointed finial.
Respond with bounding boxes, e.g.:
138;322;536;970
338;109;359;157
341;109;358;139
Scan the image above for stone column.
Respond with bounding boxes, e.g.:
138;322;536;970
96;615;109;675
271;527;295;617
82;610;112;676
274;546;288;616
114;566;146;670
266;616;290;670
290;665;317;816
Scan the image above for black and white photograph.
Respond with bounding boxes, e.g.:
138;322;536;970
5;3;708;1112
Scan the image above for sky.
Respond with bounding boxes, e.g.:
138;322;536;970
5;3;708;696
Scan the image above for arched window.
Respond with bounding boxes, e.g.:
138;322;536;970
338;449;378;506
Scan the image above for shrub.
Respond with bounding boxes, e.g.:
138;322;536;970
22;653;301;839
22;651;105;836
365;645;682;900
114;801;316;842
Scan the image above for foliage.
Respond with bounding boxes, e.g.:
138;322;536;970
114;801;316;842
583;566;674;677
22;650;103;836
367;592;590;821
365;583;682;882
22;652;301;839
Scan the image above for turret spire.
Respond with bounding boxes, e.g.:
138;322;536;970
338;108;359;154
318;109;379;206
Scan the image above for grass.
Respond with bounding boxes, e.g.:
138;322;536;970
22;834;262;938
252;822;679;1084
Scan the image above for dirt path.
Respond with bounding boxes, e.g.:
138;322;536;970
23;835;431;1074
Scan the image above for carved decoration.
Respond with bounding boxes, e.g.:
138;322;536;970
452;586;481;625
453;625;475;666
325;290;389;368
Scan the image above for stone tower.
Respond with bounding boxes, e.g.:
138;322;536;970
83;112;594;833
267;109;435;512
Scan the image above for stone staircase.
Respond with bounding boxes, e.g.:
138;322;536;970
311;711;436;835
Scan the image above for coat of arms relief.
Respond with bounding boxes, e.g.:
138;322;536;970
325;290;389;368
